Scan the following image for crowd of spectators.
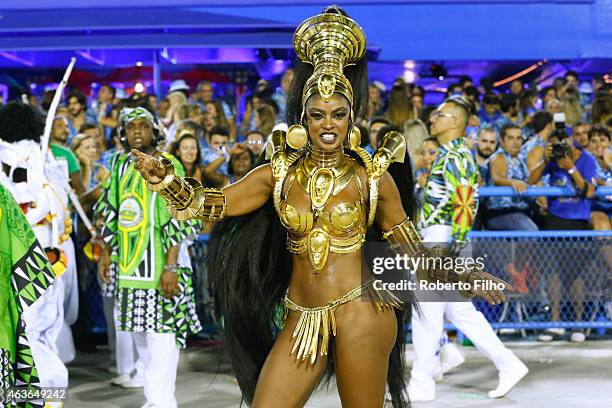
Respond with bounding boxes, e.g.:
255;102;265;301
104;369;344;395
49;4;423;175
6;68;612;239
2;67;610;344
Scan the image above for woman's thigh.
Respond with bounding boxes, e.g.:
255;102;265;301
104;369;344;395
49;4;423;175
333;299;398;408
252;311;328;408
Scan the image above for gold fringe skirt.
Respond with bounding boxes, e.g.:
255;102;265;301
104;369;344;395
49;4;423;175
282;278;403;365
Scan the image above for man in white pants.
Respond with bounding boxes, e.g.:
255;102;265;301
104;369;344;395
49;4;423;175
97;108;201;408
408;96;528;401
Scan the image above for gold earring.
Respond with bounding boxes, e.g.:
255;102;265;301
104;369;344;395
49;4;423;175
287;113;308;150
348;125;361;150
286;124;308;149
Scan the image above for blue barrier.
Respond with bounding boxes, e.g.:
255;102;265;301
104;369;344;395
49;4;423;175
470;230;612;238
479;186;612;198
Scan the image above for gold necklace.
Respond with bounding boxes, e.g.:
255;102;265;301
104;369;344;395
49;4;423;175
295;144;354;212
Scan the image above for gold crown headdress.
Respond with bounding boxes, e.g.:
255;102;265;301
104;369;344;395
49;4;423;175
294;12;367;106
286;13;367;149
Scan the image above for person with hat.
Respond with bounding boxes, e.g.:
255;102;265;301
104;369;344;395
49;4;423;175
167;79;190;99
95;107;201;408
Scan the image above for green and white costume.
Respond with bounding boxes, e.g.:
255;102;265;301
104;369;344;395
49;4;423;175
0;185;55;408
95;152;202;347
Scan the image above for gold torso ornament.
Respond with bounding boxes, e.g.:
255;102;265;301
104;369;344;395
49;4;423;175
277;148;367;270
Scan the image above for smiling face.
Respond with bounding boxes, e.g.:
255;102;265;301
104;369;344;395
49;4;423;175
573;124;590;148
75;137;98;164
305;93;350;151
199;84;214;103
177;136;199;166
125;118;153;151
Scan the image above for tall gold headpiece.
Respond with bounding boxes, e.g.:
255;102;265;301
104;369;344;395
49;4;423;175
294;13;367;108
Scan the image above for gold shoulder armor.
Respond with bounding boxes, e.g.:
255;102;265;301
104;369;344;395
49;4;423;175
366;131;407;226
266;130;290;214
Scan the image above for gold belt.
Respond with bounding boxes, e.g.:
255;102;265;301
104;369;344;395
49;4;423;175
282;278;402;365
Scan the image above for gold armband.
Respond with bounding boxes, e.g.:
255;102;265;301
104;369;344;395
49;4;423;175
145;159;226;222
167;185;226;222
381;218;425;258
382;218;472;297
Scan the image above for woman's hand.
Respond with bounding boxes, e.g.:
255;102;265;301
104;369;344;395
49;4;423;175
228;142;247;156
467;270;515;305
131;149;166;184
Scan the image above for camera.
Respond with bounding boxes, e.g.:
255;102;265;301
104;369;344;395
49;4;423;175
551;141;571;161
550;112;570;161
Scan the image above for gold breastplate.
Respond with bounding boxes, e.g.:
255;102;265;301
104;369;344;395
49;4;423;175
267;129;407;271
278;153;366;270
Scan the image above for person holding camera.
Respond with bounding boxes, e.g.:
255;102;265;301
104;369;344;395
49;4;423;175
528;112;597;343
528;115;597;229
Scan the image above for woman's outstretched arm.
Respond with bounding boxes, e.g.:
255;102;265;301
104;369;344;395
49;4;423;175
376;172;513;305
132;149;273;221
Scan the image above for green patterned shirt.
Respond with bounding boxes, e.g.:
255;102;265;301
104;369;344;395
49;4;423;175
95;152;201;347
418;137;479;242
0;185;55;408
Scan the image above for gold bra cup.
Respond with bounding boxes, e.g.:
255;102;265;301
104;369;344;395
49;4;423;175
322;201;362;235
280;201;362;236
280;202;314;235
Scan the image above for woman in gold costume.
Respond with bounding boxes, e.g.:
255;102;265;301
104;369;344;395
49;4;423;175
132;7;510;407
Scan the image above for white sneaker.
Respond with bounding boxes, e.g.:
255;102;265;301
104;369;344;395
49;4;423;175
120;377;144;389
570;331;586;343
433;357;444;382
537;328;565;342
407;381;435;402
439;342;465;375
110;374;131;386
488;362;529;398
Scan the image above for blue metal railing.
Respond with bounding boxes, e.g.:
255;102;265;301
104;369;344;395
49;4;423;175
478;186;612;198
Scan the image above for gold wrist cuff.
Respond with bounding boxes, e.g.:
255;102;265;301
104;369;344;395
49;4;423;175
382;219;472;297
382;218;424;257
167;184;226;222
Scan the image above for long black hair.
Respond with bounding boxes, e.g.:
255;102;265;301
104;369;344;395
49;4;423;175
208;6;416;408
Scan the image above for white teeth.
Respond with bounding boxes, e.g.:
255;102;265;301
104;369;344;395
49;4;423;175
321;133;335;142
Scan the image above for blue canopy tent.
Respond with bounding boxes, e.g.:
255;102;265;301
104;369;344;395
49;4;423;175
0;0;610;96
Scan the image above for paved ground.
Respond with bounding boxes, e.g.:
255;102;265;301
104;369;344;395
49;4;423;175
65;339;612;407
